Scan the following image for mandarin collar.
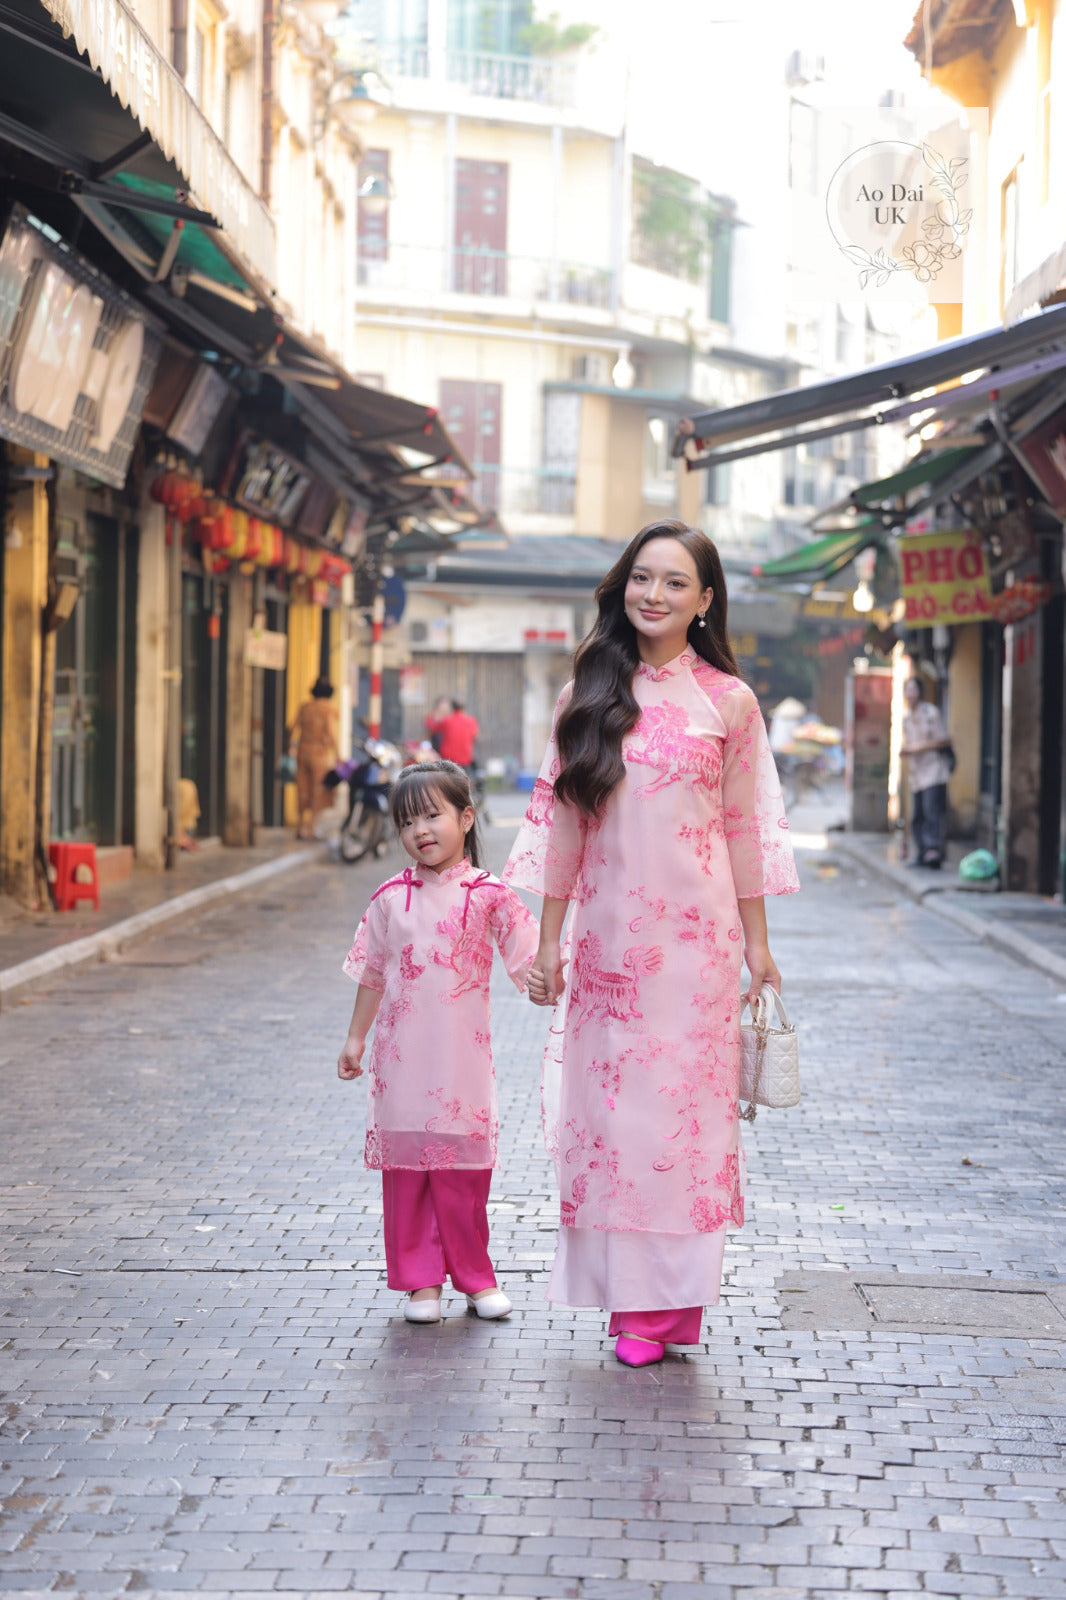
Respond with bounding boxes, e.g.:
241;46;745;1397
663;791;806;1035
635;647;696;683
415;856;475;886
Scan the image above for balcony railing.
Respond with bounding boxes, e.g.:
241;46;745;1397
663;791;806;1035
383;47;577;109
358;241;614;309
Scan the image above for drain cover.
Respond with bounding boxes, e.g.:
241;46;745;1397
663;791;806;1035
776;1271;1066;1337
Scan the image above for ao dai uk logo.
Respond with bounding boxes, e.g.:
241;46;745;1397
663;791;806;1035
826;138;972;298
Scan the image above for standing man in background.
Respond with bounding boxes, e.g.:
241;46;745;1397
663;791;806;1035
437;702;480;771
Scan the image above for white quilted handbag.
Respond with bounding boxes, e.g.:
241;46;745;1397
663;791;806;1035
739;987;800;1122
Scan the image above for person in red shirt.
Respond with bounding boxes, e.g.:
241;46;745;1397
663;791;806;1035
424;696;453;753
437;702;480;768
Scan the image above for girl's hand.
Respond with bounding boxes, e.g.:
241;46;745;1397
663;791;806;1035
528;944;564;1006
337;1037;365;1080
743;944;781;1010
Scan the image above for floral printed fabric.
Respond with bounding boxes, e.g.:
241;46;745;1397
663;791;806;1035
343;861;539;1171
504;650;799;1310
904;700;951;791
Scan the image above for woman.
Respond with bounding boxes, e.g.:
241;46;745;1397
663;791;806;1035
289;677;340;840
504;520;799;1367
900;675;952;869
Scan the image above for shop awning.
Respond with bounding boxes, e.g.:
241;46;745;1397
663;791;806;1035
754;521;884;583
30;0;276;287
0;1;480;548
850;446;979;510
672;302;1066;467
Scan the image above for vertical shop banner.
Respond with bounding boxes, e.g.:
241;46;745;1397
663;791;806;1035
898;530;991;625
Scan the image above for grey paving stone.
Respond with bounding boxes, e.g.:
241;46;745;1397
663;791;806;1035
1;833;1065;1597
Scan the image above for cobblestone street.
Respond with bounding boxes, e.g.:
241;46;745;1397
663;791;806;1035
1;811;1064;1600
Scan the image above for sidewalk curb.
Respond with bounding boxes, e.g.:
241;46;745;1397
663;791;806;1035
832;835;1066;986
0;847;320;1008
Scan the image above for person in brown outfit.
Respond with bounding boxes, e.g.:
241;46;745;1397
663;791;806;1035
289;677;340;839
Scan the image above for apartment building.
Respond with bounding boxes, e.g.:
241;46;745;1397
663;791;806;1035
343;0;796;764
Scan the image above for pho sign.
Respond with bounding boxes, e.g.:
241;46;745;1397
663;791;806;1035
898;530;991;626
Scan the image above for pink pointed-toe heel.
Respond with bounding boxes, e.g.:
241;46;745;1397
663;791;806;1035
615;1333;666;1367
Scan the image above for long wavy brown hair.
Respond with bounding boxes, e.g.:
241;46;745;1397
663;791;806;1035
553;520;739;818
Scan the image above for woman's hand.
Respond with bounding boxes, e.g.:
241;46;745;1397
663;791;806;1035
528;943;565;1006
337;1036;365;1079
742;942;781;1009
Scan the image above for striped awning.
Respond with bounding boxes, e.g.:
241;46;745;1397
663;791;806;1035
36;0;276;290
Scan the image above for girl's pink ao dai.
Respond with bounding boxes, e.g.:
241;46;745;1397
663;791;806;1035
343;860;539;1171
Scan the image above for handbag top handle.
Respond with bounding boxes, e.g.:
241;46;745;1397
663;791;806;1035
743;987;793;1032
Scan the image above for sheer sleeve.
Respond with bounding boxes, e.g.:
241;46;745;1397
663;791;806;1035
720;682;800;898
490;885;541;991
502;684;588;900
342;893;389;990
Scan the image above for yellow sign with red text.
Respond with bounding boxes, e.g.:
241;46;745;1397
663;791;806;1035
898;531;992;626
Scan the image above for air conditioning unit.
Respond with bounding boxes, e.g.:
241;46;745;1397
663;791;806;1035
571;353;610;386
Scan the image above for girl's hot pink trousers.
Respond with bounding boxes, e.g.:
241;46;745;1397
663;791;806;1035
607;1307;703;1344
381;1168;498;1294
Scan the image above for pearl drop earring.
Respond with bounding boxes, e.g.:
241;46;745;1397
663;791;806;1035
698;613;707;629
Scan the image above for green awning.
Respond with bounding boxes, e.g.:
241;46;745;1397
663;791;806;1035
113;175;250;290
850;446;978;508
755;520;882;582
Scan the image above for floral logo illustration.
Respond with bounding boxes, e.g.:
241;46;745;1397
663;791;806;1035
825;138;972;293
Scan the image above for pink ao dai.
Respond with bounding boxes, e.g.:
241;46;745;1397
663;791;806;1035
504;650;800;1314
343;860;539;1171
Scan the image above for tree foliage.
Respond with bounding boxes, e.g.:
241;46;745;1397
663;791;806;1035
632;167;719;284
517;11;598;55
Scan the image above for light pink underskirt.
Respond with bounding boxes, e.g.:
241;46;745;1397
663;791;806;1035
548;1226;728;1313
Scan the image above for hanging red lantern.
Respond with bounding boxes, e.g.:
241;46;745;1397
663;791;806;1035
244;518;264;562
185;480;208;521
211;505;236;551
257;524;281;567
230;510;249;560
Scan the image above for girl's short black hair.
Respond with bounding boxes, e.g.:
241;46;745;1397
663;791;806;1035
389;759;483;868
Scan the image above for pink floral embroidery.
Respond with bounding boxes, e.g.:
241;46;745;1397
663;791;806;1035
419;1142;459;1169
502;658;795;1263
399;943;425;982
432;904;494;997
588;1056;623;1109
343;867;538;1172
569;931;664;1033
691;1194;731;1232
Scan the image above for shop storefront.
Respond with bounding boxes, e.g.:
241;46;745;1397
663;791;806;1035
676;310;1066;896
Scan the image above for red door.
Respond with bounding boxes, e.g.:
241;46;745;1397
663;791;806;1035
440;379;502;510
453;159;508;295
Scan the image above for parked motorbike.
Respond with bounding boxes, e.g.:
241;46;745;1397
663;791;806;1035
323;730;404;864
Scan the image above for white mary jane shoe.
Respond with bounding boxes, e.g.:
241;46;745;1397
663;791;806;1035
466;1289;512;1320
403;1293;442;1324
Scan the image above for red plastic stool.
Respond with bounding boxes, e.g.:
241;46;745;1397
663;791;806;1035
49;841;100;912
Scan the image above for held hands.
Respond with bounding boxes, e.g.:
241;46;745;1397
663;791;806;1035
337;1036;366;1080
527;944;565;1007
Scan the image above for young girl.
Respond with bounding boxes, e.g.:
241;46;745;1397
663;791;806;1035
338;759;539;1323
